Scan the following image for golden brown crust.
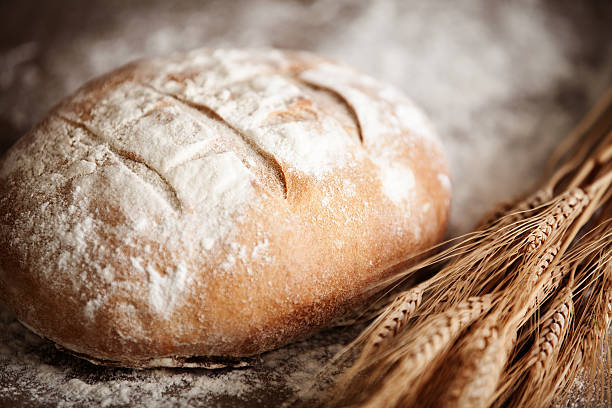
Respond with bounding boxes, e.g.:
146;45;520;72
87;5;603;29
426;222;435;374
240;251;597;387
0;48;450;366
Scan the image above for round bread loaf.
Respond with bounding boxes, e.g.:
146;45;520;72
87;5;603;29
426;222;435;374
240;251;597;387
0;49;450;367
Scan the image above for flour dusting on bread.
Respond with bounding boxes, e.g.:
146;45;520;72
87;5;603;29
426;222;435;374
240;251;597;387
0;48;450;365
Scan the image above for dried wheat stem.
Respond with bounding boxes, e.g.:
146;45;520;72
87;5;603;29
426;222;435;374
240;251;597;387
551;268;611;405
599;142;612;164
545;88;612;176
478;189;553;230
551;348;584;405
544;89;612;195
554;170;612;261
567;130;612;193
581;272;612;361
565;129;611;190
517;258;569;331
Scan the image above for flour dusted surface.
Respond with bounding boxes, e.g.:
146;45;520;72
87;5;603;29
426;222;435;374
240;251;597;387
0;305;349;407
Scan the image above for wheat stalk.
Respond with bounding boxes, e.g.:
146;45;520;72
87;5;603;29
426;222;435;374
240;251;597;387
566;264;611;403
479;188;553;230
500;222;611;408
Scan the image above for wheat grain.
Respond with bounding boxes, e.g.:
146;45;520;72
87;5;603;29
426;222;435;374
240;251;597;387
403;294;496;366
492;283;575;408
532;264;568;314
370;286;423;349
527;286;574;380
534;244;560;279
525;188;589;252
333;285;425;392
519;245;564;312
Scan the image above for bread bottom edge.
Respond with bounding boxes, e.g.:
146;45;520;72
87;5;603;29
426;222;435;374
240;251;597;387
17;318;255;369
55;343;256;369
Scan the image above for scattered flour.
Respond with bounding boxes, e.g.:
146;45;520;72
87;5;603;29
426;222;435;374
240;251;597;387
146;263;191;317
378;162;417;205
0;305;350;407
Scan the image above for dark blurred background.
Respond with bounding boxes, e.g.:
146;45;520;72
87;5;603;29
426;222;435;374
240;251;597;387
0;1;611;406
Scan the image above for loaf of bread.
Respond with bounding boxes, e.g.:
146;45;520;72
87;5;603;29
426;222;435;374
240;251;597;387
0;48;450;367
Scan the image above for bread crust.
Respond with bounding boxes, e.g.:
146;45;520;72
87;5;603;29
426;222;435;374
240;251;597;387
0;48;450;366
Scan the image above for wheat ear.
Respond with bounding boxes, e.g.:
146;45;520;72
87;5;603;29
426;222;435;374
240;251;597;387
351;295;496;408
550;295;609;407
549;257;611;406
525;188;589;252
494;223;610;408
369;285;424;349
519;244;564;315
327;284;425;399
507;285;574;408
439;188;587;307
411;300;516;408
530;287;574;372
